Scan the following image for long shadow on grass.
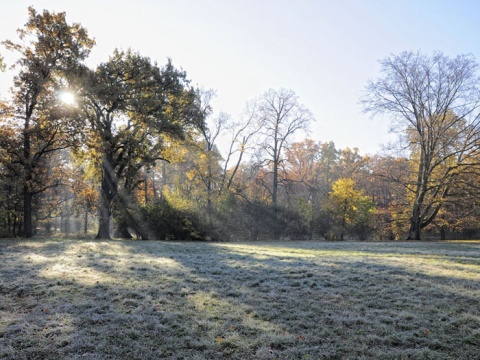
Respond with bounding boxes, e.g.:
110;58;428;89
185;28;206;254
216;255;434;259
0;239;479;359
119;240;480;358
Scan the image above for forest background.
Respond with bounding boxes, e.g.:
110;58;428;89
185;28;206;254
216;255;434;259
1;3;480;241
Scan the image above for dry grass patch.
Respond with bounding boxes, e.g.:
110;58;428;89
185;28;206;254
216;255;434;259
0;239;479;359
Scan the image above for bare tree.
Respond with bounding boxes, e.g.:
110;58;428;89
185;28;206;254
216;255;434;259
362;51;480;240
220;100;261;193
191;88;262;219
255;88;313;208
190;88;224;219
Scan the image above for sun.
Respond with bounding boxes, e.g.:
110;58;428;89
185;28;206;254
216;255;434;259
59;91;75;105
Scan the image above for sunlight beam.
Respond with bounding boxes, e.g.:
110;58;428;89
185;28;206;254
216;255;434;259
59;91;76;105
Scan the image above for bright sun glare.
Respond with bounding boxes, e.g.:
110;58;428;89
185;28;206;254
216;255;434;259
59;91;75;105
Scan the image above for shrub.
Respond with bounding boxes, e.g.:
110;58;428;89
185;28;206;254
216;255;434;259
138;198;209;241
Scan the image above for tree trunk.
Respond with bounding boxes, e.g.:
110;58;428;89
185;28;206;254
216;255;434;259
113;216;132;239
206;177;213;224
23;116;34;238
151;170;157;198
61;211;65;233
161;162;167;198
96;190;111;239
95;154;117;239
273;158;278;208
96;212;110;239
144;170;148;204
341;198;347;241
84;205;89;235
6;185;12;236
23;186;33;238
64;201;71;234
272;144;280;240
440;226;446;240
406;153;428;240
406;205;422;240
113;188;136;239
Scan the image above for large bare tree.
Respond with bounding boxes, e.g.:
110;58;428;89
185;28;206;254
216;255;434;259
362;51;480;240
255;88;313;208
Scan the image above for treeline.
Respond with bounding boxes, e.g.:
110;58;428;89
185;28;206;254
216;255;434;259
1;8;480;241
110;137;480;241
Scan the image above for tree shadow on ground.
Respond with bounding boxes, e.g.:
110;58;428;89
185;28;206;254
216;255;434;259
0;239;479;359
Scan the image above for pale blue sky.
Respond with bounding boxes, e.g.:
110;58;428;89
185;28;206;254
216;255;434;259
1;0;480;154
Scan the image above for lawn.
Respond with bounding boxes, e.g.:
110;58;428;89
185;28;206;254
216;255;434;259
0;240;479;359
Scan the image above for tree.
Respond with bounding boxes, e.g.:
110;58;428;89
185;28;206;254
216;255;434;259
186;89;262;225
189;89;225;220
78;49;199;239
70;151;99;235
1;7;94;237
362;51;480;240
326;178;375;240
255;88;313;208
281;139;322;235
221;99;263;194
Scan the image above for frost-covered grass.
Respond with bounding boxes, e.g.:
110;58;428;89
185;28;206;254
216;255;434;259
0;240;479;359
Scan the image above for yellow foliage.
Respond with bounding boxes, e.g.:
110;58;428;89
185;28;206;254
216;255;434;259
326;178;375;239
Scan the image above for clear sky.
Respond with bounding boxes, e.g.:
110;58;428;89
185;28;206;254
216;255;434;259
1;0;480;154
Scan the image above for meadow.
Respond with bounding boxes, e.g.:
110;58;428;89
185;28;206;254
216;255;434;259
0;239;479;359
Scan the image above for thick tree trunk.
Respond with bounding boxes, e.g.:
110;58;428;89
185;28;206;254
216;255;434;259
113;188;135;239
96;179;112;239
406;221;421;240
96;154;117;239
113;217;132;239
406;153;428;240
96;211;110;239
406;203;422;240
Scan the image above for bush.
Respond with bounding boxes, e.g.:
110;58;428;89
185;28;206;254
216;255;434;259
138;198;209;241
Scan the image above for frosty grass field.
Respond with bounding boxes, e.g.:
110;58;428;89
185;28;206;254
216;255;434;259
0;239;479;359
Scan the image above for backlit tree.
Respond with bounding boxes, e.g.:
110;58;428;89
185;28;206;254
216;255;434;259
1;7;94;237
77;49;199;239
363;51;480;240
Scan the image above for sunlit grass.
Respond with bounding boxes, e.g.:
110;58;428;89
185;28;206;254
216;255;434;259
0;239;479;359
